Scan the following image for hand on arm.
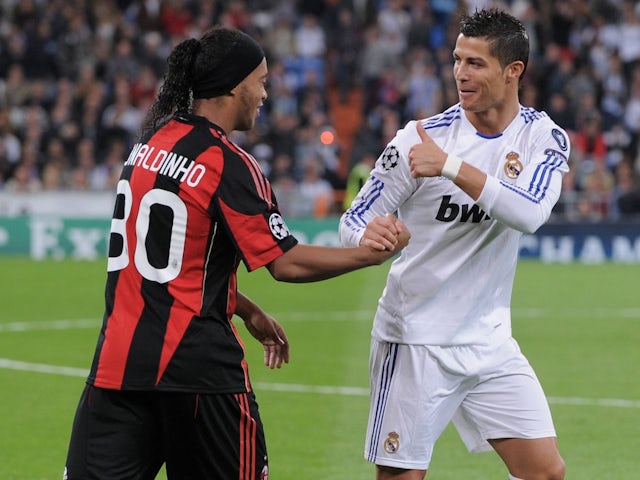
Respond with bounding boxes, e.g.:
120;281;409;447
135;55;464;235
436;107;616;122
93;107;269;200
236;291;289;369
409;122;487;200
360;213;406;251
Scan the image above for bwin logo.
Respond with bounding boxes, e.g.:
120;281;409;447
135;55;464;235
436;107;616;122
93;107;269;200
436;195;491;223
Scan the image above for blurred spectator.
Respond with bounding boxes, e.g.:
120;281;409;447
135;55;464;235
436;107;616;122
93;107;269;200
376;0;411;58
297;154;334;218
403;49;443;120
618;0;640;79
603;122;633;171
4;161;41;192
343;151;375;211
0;107;22;172
2;63;31;108
609;160;640;220
100;74;143;144
326;6;362;102
294;13;326;59
572;111;607;181
265;16;296;59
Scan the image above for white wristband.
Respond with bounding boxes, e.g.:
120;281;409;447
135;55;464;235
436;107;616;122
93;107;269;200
441;154;463;180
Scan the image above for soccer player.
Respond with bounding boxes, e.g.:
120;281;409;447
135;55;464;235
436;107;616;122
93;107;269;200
63;26;409;480
339;9;569;480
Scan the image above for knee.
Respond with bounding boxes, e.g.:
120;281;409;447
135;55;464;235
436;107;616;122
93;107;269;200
534;456;566;480
511;456;565;480
547;456;566;480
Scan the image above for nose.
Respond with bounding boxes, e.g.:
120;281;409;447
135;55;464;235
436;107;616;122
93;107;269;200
453;64;467;82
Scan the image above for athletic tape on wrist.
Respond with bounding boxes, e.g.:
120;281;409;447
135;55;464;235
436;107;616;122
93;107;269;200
441;154;463;180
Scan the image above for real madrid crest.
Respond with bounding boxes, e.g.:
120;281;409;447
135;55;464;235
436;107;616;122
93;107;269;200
383;431;400;454
503;152;523;179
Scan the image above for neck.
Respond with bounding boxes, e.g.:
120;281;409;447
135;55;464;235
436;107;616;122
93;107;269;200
465;101;521;136
193;97;235;134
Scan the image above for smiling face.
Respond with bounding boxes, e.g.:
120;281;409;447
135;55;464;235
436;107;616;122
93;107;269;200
452;33;524;131
233;58;268;132
453;34;507;112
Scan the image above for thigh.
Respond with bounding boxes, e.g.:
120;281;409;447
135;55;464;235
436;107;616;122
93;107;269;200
64;385;163;480
489;436;565;479
162;391;268;480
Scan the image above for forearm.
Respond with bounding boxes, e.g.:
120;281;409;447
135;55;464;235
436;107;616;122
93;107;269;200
235;291;259;321
447;158;557;233
267;243;392;283
476;175;559;233
448;158;486;201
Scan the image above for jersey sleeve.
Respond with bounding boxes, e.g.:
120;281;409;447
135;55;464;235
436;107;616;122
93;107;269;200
339;120;419;247
476;124;570;233
214;150;298;271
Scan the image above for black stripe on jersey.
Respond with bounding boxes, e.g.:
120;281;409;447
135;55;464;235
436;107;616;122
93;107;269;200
230;142;273;207
214;143;271;215
172;118;221;164
122;279;173;386
200;221;237;317
90;165;135;382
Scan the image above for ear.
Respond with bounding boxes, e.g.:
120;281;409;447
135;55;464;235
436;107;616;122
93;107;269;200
506;61;525;82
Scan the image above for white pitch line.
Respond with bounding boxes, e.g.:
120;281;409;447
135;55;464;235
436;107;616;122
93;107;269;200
0;358;638;409
0;306;639;333
0;318;100;332
0;358;89;377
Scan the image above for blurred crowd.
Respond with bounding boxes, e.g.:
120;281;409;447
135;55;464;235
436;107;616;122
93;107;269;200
0;0;639;222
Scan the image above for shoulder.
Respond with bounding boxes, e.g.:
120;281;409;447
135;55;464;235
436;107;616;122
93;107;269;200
519;106;571;155
422;104;463;132
520;107;571;161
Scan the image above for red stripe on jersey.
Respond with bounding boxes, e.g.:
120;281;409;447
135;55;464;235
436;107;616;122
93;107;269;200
236;393;257;480
220;135;273;207
218;198;285;272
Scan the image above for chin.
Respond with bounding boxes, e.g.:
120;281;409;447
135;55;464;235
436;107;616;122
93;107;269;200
237;120;254;132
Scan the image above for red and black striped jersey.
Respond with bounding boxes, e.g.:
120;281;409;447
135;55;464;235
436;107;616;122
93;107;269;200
87;113;297;393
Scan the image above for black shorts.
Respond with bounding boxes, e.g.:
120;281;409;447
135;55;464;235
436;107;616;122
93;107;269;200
64;385;268;480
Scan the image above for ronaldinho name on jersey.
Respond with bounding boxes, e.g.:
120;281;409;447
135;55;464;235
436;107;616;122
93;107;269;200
124;142;206;187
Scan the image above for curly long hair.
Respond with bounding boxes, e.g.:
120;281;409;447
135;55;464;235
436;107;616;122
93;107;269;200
138;27;242;140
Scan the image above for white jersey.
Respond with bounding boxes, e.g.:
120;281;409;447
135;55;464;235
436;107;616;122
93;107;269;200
340;104;570;346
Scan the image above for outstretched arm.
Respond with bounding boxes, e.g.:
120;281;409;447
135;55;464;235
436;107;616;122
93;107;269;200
267;217;409;283
236;291;289;369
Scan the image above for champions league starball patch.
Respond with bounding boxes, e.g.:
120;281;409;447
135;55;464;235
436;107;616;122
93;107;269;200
268;213;290;240
551;128;568;151
380;145;400;171
503;151;523;179
383;431;400;454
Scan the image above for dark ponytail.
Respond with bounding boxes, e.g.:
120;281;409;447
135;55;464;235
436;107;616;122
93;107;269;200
138;38;200;139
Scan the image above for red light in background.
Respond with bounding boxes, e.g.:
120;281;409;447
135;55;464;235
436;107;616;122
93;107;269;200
320;129;335;145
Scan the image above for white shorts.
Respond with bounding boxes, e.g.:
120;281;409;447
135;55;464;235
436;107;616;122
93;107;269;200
364;337;556;470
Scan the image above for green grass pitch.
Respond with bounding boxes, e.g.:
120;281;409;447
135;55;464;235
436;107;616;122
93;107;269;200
0;257;638;479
